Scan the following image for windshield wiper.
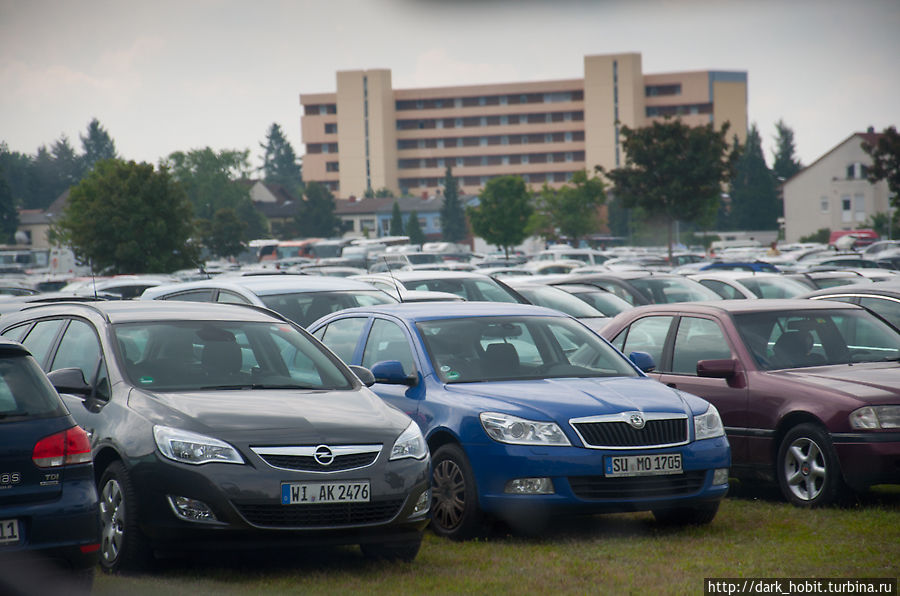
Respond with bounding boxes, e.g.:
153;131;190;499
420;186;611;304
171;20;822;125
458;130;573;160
199;383;323;391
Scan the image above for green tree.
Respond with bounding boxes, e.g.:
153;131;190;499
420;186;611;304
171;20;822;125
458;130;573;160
51;135;84;191
374;187;395;198
532;170;605;246
602;118;738;260
0;144;34;208
728;125;780;230
863;126;900;210
205;208;247;258
467;176;533;258
0;166;19;243
51;159;198;273
260;123;303;196
389;201;405;236
440;166;468;243
772;120;802;181
296;181;340;237
800;228;830;244
80;118;118;173
406;210;426;246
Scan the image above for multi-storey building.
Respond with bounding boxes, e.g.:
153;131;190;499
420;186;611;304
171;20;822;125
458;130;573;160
300;52;747;199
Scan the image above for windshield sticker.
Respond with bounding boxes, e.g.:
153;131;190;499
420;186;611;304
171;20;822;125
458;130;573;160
139;376;155;384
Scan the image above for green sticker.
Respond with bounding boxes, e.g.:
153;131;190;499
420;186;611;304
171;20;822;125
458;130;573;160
446;371;460;380
139;376;154;384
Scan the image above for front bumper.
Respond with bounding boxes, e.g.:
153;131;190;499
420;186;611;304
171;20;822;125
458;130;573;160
833;432;900;490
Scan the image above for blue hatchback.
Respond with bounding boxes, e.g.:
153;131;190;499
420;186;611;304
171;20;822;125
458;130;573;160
310;303;731;539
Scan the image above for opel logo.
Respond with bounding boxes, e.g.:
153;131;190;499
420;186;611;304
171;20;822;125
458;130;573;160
313;445;335;466
627;413;646;430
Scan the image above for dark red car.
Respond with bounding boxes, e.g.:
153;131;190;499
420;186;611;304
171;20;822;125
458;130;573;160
600;299;900;507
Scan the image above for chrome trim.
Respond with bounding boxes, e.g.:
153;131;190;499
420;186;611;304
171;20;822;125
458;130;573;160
250;444;382;473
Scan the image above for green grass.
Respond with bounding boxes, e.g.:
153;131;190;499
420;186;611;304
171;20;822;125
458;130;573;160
94;486;900;596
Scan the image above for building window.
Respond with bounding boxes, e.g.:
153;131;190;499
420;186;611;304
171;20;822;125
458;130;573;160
645;84;682;97
854;193;866;222
841;196;852;223
820;196;829;212
326;162;339;172
324;123;337;134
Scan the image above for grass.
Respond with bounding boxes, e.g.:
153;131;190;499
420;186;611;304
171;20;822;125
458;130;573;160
93;485;900;596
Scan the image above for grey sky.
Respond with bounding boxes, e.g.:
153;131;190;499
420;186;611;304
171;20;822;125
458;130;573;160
1;0;897;174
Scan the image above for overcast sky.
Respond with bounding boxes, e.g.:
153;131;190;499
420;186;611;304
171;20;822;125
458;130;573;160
1;0;897;175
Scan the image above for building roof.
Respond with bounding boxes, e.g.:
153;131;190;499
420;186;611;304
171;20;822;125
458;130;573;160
785;130;883;185
334;195;477;216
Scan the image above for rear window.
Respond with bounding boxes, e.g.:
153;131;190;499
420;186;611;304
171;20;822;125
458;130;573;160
0;352;67;421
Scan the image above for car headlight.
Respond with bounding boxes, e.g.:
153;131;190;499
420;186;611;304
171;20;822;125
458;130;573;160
390;421;428;460
850;406;900;430
694;404;725;441
153;426;244;465
480;412;571;446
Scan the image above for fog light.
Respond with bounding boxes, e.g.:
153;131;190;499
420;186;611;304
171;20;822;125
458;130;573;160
504;477;554;494
167;495;218;523
712;468;730;486
412;488;431;515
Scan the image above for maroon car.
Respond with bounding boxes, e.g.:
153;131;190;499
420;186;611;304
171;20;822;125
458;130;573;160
600;299;900;507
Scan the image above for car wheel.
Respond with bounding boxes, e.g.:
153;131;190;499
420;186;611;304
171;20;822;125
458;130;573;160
652;501;720;526
430;443;482;540
359;534;423;562
98;461;151;573
776;423;846;507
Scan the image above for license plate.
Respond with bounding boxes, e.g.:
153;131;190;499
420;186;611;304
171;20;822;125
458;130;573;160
0;518;20;545
605;453;682;477
281;481;370;504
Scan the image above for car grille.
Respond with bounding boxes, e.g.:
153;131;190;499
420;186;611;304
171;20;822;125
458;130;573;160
568;471;707;500
256;452;379;472
572;418;687;448
235;499;404;528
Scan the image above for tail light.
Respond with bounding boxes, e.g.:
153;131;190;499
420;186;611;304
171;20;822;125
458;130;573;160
32;426;93;468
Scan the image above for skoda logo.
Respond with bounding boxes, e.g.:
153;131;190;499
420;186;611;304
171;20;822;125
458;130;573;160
627;413;646;430
313;445;335;466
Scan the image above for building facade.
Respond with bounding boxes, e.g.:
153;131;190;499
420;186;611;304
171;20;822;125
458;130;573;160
782;131;891;243
300;53;748;199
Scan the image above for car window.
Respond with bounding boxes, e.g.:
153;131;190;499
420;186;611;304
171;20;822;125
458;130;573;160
217;290;252;304
0;352;67;420
590;281;635;304
50;319;111;398
630;277;720;303
1;323;30;343
260;290;394;327
363;319;416;375
858;296;900;330
19;319;65;368
739;277;809;299
164;289;215;302
671;317;732;375
619;316;674;367
318;317;367;363
699;279;743;300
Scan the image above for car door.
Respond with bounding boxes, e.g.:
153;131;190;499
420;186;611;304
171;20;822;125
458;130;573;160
653;315;749;463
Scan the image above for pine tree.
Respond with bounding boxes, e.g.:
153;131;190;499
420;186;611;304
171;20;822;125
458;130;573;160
389;201;404;236
260;123;303;196
80;118;118;173
406;210;426;246
296;182;339;237
440;166;467;242
772;120;802;181
728;125;780;230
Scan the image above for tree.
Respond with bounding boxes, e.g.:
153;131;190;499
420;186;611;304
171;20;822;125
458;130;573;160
80;118;118;173
728;125;780;230
389;201;405;236
532;170;605;246
205;208;247;258
440;166;467;243
863;126;900;210
0;144;34;208
406;210;426;246
260;123;303;196
0;166;18;243
51;159;198;273
51;136;84;191
467;176;533;258
296;181;340;238
772;120;802;181
601;118;738;260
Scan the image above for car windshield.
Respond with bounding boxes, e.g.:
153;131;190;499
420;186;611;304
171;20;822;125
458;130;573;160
113;320;354;391
417;315;638;383
738;276;811;299
402;277;521;303
259;290;396;327
733;308;900;370
567;289;632;317
629;277;722;303
513;286;605;318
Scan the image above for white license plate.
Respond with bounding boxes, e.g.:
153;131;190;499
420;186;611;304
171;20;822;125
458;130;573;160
605;453;683;477
281;481;370;504
0;518;20;545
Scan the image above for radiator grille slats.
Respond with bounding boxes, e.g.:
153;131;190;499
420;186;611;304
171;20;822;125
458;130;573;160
573;418;687;448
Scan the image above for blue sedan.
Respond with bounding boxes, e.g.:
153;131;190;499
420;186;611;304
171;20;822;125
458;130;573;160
309;303;731;539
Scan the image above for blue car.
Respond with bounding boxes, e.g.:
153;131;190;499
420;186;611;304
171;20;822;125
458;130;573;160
309;303;731;539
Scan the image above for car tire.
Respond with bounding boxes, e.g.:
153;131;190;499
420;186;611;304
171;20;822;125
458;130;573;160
652;501;720;526
98;461;152;573
776;423;846;507
359;534;423;562
430;443;482;540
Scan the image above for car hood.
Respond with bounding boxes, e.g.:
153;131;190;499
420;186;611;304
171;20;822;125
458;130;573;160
441;376;701;421
129;387;408;444
766;362;900;403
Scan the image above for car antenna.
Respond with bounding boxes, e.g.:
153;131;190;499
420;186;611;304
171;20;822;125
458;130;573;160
385;255;404;302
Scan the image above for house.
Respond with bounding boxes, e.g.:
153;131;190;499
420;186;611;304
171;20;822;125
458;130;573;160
334;194;477;240
782;130;892;242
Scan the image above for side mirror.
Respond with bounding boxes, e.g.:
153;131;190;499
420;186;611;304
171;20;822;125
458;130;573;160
628;351;656;373
348;365;376;387
696;358;738;379
46;367;93;397
370;360;418;386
